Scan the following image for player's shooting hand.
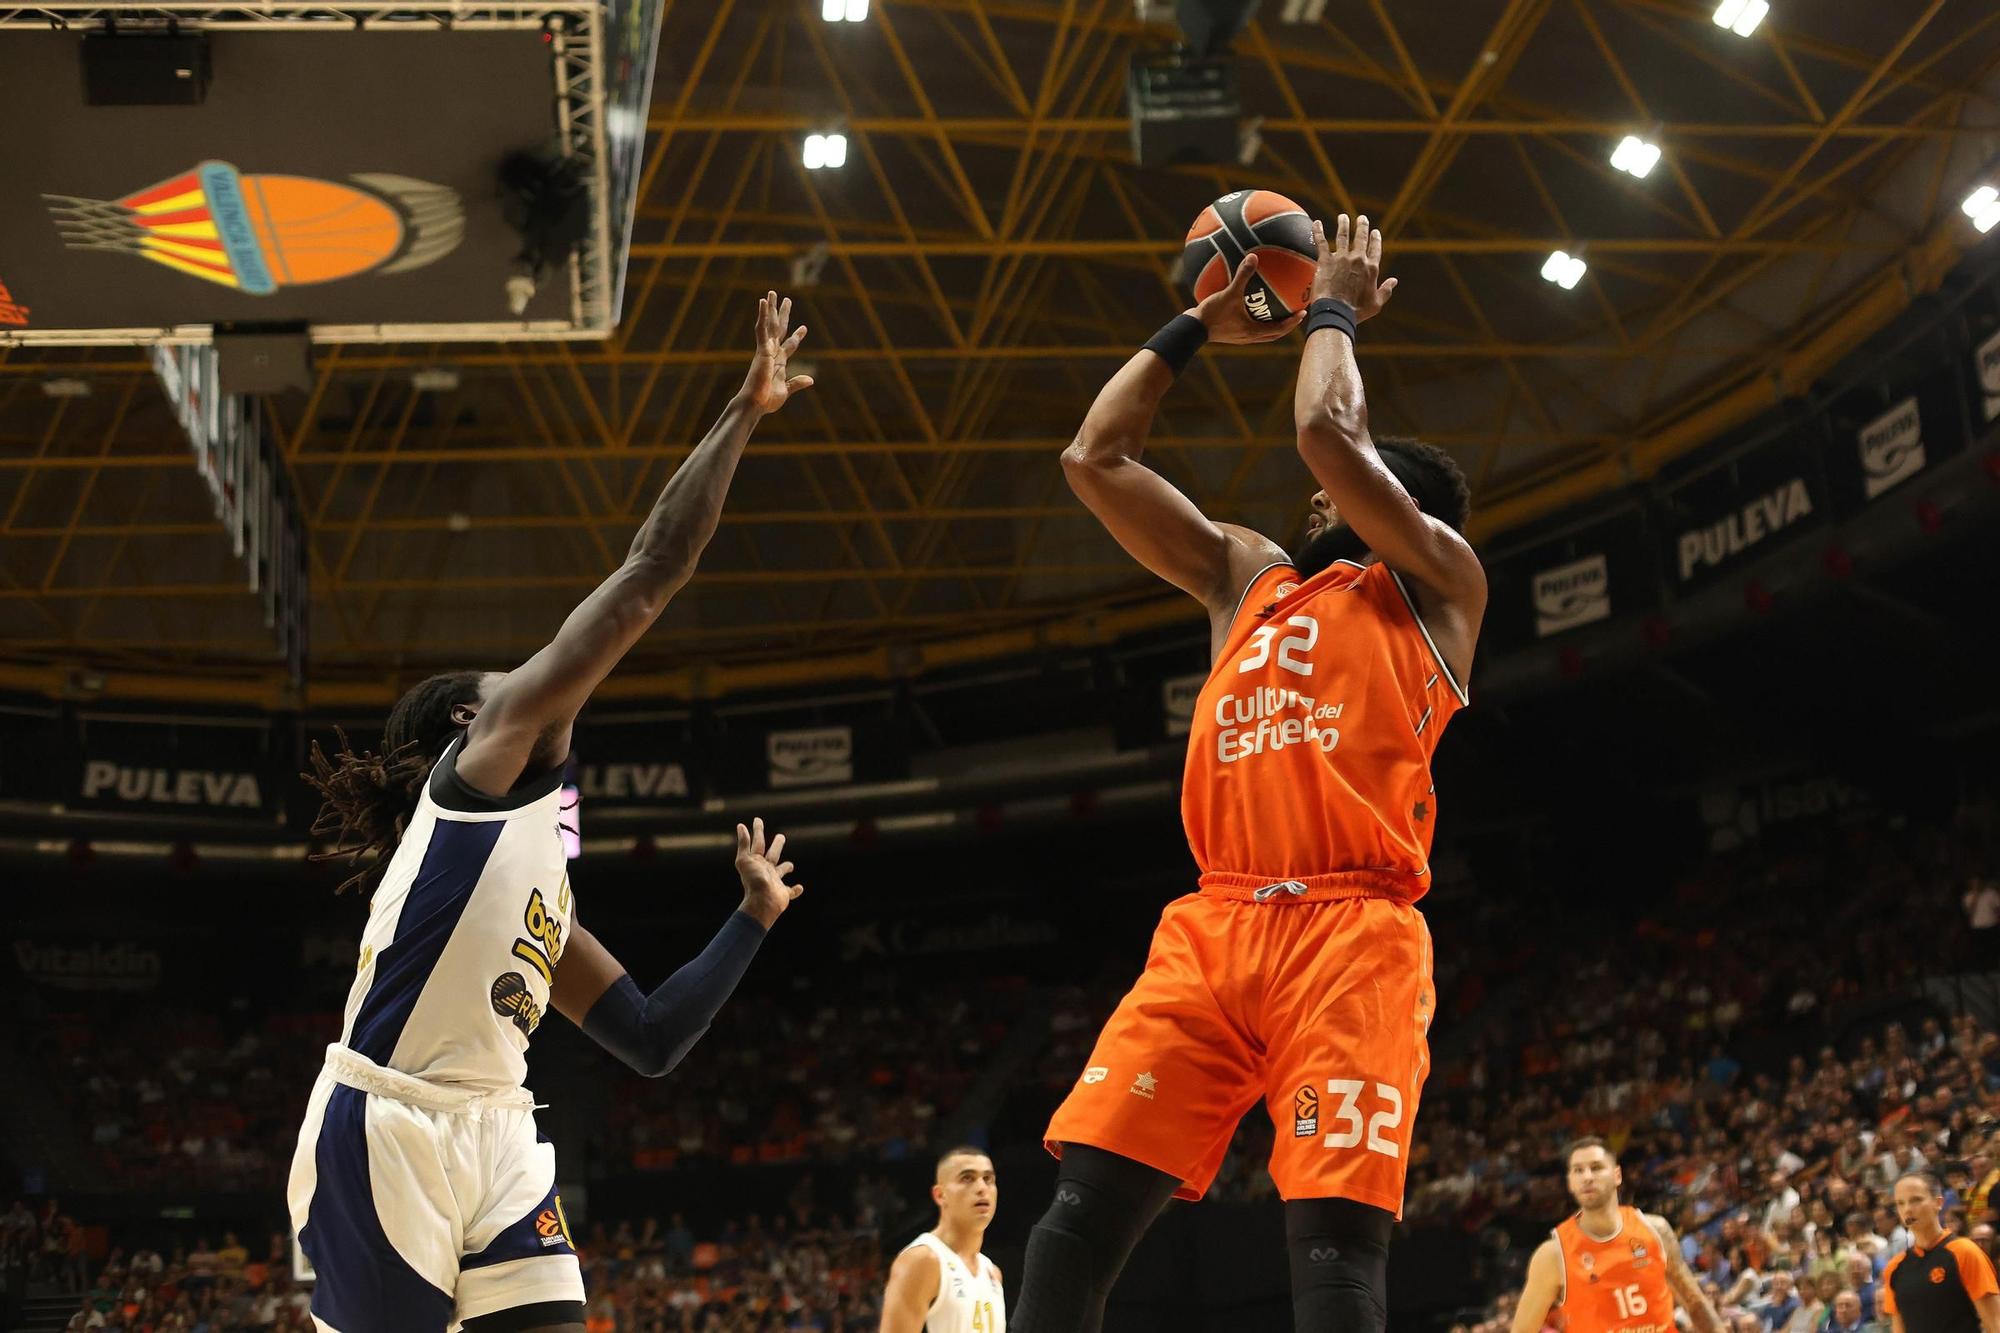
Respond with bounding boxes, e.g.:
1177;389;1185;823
734;816;804;929
741;292;814;414
1188;253;1307;345
1309;215;1398;321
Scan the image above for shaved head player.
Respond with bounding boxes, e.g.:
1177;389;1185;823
1008;217;1485;1333
881;1148;1005;1333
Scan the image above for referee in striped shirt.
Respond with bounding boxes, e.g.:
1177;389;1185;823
1881;1172;2000;1333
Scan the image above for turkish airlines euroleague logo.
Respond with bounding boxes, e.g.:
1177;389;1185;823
535;1196;574;1249
0;276;29;327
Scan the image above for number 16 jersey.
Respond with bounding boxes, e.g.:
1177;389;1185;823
1183;558;1468;903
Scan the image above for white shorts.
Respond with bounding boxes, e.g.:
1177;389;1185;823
287;1045;586;1332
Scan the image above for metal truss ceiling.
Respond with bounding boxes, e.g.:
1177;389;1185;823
2;0;1998;700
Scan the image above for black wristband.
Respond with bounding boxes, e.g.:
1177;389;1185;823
1143;312;1209;377
1304;296;1358;343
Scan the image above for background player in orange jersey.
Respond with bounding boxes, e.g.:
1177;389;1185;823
1512;1139;1724;1333
1006;216;1484;1333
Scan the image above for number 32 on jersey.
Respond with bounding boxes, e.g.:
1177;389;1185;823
1239;615;1319;676
1294;1078;1404;1157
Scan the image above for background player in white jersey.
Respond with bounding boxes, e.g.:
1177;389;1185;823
288;293;815;1333
881;1147;1006;1333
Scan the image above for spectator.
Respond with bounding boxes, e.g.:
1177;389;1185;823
1963;875;2000;953
1755;1271;1800;1332
1825;1289;1870;1333
1971;1222;1996;1263
1781;1274;1825;1333
1843;1253;1880;1322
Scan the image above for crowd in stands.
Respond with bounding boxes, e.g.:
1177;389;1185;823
39;1230;314;1332
604;971;1030;1173
28;1000;330;1195
1420;794;2000;1331
2;1197;90;1317
25;1196;895;1332
575;1180;890;1331
16;789;1999;1332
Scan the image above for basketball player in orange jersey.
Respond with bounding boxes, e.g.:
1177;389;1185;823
1512;1139;1723;1333
1008;215;1480;1333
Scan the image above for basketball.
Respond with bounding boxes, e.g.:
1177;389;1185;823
242;175;406;285
1181;189;1318;321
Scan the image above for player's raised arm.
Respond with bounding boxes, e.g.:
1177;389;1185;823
455;293;814;796
551;818;804;1076
878;1244;942;1333
1061;254;1300;613
1647;1214;1725;1333
1293;216;1485;615
1510;1239;1564;1333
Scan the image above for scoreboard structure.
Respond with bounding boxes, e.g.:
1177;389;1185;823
0;0;666;346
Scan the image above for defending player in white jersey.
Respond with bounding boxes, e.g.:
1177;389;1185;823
288;293;815;1333
881;1148;1006;1333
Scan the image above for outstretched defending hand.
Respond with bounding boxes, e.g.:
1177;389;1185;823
741;292;814;414
1309;215;1398;322
1189;253;1307;345
734;816;804;929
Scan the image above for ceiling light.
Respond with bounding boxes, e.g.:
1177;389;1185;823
1963;185;2000;234
1278;0;1327;20
1541;250;1587;290
822;0;867;18
803;133;847;170
1610;135;1662;179
1711;0;1768;37
41;376;92;398
411;367;460;393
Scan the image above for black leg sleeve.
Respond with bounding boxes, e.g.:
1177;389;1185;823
1285;1197;1394;1333
1008;1144;1180;1333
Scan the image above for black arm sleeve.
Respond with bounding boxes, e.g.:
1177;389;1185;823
579;910;767;1077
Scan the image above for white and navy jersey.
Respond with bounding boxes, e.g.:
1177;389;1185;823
904;1233;1005;1333
335;736;573;1094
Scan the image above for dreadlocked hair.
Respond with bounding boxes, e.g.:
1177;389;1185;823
304;670;485;895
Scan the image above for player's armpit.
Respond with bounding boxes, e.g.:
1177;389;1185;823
548;923;625;1025
1291;334;1485;617
1509;1241;1563;1333
879;1245;941;1333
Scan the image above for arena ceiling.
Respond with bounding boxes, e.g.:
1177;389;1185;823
1;0;1998;701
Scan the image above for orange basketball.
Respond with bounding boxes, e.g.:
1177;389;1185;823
1181;189;1317;321
242;176;405;285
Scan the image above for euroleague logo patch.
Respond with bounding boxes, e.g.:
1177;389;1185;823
1931;1264;1947;1284
1294;1084;1319;1138
535;1196;574;1249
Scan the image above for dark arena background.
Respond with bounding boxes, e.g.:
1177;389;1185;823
4;1;2000;1331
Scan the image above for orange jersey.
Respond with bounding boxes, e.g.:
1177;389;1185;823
1183;559;1467;902
1553;1209;1677;1333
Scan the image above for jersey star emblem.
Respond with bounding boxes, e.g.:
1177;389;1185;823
1131;1071;1158;1099
1412;800;1430;822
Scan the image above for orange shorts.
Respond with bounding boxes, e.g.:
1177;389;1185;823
1044;888;1434;1214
